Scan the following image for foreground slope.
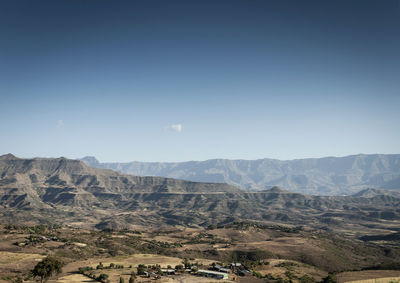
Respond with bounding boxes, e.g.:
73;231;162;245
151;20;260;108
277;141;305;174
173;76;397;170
1;223;400;282
1;154;400;237
81;154;400;195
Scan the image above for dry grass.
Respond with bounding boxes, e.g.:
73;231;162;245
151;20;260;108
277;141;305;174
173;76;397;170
336;270;400;283
0;251;44;266
55;273;97;282
255;259;327;282
344;278;400;283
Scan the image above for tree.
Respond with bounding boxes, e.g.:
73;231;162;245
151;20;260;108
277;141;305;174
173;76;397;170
175;264;184;272
120;277;125;283
97;262;104;269
182;258;190;269
97;273;109;282
322;274;337;283
31;256;63;283
137;264;146;275
129;271;136;283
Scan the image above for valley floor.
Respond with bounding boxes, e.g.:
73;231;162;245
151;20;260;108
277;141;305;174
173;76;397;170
0;223;399;283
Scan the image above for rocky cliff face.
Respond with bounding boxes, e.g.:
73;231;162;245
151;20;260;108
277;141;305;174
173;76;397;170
81;154;400;195
0;154;240;209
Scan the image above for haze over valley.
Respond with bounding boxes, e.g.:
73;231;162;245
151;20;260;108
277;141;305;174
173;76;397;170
81;154;400;196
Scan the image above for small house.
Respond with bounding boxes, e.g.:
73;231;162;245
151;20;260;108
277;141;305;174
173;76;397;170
239;270;251;276
161;268;176;275
197;269;229;280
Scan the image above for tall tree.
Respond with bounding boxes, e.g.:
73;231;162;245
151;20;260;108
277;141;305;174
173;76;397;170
31;256;63;283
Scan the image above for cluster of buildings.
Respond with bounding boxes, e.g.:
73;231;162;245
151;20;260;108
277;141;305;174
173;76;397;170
140;262;252;280
203;263;252;279
156;262;251;280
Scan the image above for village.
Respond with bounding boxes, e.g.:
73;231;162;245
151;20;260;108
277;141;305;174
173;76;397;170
77;260;256;282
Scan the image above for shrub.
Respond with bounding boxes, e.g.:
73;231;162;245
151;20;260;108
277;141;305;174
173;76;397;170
96;262;104;269
97;273;109;282
322;274;336;283
299;274;316;283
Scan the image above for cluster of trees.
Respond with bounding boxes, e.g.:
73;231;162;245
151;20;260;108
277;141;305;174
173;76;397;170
96;262;125;269
78;269;111;282
79;263;137;283
93;272;136;283
25;235;47;245
225;221;303;233
137;263;162;274
119;273;136;283
5;224;61;234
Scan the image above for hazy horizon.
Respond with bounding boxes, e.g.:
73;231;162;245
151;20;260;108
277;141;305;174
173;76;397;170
2;152;400;164
1;0;399;162
82;152;400;163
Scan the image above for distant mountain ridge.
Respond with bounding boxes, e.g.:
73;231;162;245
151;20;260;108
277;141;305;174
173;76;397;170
81;154;400;195
1;154;400;233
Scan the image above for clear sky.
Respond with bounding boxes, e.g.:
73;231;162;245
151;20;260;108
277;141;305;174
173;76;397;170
0;0;399;162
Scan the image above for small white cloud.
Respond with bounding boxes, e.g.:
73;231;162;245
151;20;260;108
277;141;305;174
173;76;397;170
56;120;64;128
170;124;182;132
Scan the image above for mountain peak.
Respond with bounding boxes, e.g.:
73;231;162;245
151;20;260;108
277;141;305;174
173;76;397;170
268;186;285;193
0;153;17;160
352;188;380;197
352;188;399;198
80;156;100;166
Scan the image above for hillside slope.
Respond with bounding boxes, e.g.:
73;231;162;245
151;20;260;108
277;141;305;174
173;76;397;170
0;154;239;208
1;154;400;235
81;154;400;195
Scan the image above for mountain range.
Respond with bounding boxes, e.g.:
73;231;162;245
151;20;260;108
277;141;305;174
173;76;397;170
1;154;400;236
81;154;400;195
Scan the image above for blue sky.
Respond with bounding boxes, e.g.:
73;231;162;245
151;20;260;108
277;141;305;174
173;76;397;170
0;0;399;162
